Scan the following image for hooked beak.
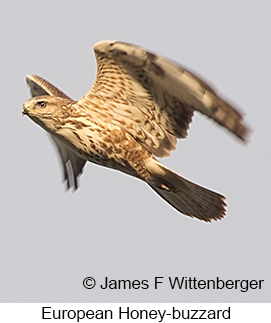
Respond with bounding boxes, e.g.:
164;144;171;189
22;104;29;116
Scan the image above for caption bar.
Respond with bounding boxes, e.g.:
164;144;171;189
0;303;270;322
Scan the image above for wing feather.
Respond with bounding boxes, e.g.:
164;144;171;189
26;74;71;99
78;40;249;157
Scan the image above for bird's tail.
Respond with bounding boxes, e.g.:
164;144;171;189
145;158;226;222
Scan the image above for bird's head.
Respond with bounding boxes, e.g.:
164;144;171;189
22;96;73;133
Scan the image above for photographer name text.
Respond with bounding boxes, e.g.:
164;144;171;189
82;276;264;293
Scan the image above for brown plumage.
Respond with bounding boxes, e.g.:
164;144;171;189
22;40;250;221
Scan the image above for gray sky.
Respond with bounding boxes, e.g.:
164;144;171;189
0;0;270;302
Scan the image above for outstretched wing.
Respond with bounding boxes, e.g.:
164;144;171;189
26;74;86;189
78;40;249;157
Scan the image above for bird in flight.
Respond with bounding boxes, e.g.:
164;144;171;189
23;40;250;222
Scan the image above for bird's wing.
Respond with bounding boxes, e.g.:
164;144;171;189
26;74;86;189
78;40;249;157
26;74;71;99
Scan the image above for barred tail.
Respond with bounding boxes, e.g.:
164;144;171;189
145;159;226;222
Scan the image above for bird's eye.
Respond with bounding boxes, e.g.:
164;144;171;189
38;101;46;108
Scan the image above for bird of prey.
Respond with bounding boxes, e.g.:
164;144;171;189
22;40;249;222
